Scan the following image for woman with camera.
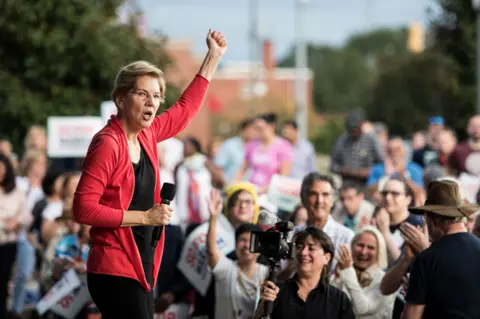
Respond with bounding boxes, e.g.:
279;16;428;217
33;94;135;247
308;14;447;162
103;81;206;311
206;189;268;319
256;227;354;319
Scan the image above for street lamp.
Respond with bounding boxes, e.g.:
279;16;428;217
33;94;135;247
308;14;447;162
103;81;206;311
473;0;480;113
295;0;310;140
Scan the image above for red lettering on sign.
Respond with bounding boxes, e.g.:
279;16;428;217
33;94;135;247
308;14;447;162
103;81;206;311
58;295;73;309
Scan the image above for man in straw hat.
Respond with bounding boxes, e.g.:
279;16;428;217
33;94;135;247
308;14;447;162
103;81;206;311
401;180;480;319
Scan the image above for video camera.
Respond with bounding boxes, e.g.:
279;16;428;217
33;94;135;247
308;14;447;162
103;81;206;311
249;220;296;318
249;221;296;261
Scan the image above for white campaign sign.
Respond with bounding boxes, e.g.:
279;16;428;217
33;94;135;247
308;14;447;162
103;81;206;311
458;173;480;204
177;215;235;296
100;100;117;124
154;303;190;319
50;276;91;319
47;116;104;158
267;174;302;212
36;269;81;315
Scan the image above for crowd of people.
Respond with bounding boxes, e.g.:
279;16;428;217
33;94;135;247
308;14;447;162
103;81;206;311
1;106;479;318
1;30;480;319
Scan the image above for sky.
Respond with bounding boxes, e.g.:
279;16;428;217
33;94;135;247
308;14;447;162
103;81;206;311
136;0;437;62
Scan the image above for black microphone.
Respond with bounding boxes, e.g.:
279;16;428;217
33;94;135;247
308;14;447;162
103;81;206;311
151;182;176;247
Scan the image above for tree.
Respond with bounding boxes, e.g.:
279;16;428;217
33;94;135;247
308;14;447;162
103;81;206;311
279;28;408;113
429;0;476;138
0;1;175;152
366;52;456;136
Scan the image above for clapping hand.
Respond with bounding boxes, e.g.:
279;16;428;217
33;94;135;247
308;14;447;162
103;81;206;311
207;29;227;57
400;223;430;256
208;188;223;219
375;207;391;235
336;244;353;271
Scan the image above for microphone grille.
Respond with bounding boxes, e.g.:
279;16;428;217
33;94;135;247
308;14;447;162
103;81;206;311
160;183;176;200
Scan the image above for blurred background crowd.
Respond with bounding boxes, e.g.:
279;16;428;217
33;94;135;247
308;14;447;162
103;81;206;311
1;0;480;319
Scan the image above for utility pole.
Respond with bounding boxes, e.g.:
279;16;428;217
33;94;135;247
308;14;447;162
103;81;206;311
295;0;309;140
248;0;261;113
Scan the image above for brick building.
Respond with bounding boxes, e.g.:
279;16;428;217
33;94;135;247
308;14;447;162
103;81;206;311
164;38;314;148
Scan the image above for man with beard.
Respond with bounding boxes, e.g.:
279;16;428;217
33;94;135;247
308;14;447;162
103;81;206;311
448;115;480;177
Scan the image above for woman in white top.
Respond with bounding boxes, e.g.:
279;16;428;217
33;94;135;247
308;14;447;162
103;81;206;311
207;189;268;319
333;226;395;319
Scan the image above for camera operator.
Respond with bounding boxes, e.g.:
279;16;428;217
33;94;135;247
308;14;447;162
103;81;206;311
207;189;269;319
255;227;354;319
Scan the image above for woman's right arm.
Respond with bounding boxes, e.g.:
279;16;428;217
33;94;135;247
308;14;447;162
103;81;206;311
207;214;221;269
73;134;170;228
206;189;224;268
380;255;411;295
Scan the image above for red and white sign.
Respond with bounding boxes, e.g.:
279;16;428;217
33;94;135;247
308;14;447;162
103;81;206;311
267;174;302;212
50;277;91;319
177;215;235;296
154;303;190;319
36;269;81;315
47;117;104;158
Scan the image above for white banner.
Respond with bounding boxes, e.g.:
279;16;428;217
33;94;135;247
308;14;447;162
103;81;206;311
458;173;480;204
47;116;104;158
50;276;91;319
154;303;190;319
267;174;302;212
177;215;235;296
101;100;117;124
36;268;81;315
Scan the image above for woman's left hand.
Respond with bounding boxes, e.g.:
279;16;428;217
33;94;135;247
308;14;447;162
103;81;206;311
206;29;227;56
337;244;353;269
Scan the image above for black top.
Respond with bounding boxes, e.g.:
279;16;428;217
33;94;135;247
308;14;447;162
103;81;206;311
406;232;480;319
30;198;48;235
156;225;191;301
129;147;156;286
270;276;354;319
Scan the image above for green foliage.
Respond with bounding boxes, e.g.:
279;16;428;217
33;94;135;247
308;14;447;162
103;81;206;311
0;1;175;153
429;0;476;140
279;28;409;114
365;52;456;136
311;116;345;154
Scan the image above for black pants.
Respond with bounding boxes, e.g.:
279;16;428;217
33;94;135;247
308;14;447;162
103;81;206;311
0;243;17;318
87;273;154;319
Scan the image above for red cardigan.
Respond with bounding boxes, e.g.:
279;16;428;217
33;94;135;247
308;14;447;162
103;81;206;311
73;75;209;292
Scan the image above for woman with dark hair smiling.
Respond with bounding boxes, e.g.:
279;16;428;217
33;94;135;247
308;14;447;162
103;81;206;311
0;154;30;318
256;227;354;319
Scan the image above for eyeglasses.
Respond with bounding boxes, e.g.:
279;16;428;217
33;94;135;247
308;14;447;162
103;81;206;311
381;190;404;197
130;89;165;104
234;199;255;207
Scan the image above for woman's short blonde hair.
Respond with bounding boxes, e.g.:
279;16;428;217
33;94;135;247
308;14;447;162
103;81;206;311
111;61;166;105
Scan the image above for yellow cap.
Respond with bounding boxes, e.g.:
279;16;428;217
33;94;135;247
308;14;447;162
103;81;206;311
224;181;260;223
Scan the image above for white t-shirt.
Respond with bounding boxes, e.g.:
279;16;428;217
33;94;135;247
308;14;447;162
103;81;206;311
42;201;64;221
212;255;269;319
